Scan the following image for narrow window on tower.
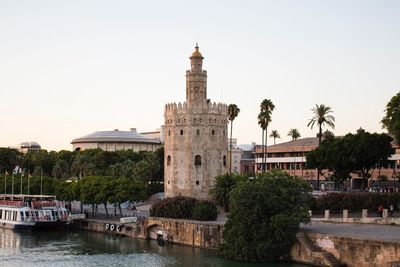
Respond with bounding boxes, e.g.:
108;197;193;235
212;130;215;135
195;155;202;166
168;130;171;136
196;129;200;135
223;155;227;166
180;129;184;135
167;155;171;166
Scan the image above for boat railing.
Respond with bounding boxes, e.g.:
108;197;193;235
0;200;26;207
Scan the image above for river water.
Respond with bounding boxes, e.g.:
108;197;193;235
0;229;309;267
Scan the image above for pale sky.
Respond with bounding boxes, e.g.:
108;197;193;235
1;0;399;151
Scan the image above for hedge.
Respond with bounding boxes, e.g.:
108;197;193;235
312;192;400;213
150;196;218;221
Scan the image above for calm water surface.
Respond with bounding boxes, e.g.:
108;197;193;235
0;229;309;267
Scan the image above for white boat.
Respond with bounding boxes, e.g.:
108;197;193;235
0;194;71;230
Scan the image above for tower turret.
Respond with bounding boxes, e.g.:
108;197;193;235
186;44;207;105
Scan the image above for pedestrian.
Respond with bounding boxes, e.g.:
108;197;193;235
389;205;394;217
378;205;384;217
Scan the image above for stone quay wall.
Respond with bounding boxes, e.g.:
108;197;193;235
75;217;400;267
294;232;400;267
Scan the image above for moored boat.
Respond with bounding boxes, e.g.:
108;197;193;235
0;194;71;230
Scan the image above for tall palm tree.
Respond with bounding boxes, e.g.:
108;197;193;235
287;129;301;141
307;104;335;189
228;104;240;174
258;99;275;173
269;130;280;145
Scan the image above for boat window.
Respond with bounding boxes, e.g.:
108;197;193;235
20;211;24;221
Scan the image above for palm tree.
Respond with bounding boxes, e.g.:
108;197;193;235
228;104;240;174
258;99;275;172
288;129;301;141
307;104;335;189
209;174;237;212
269;130;280;145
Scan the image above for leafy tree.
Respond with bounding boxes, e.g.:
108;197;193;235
24;150;56;176
347;131;393;188
307;137;353;187
221;170;311;262
269;130;280;145
382;91;400;144
80;176;102;215
287;129;301;141
228;104;240;174
109;177;146;216
307;104;335;189
258;99;275;172
0;148;21;173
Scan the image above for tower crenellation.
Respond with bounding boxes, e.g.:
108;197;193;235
164;45;229;200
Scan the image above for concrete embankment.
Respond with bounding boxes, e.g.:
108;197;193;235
74;217;400;267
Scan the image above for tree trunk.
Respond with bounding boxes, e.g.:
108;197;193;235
92;204;95;216
261;129;265;173
317;124;322;190
265;126;268;172
118;203;122;217
229;120;233;174
104;202;109;218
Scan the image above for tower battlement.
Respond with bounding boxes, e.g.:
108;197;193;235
165;102;228;113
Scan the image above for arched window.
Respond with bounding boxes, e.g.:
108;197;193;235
194;118;197;123
212;130;215;135
180;129;184;135
168;130;171;136
195;155;202;166
196;129;200;135
178;119;181;123
167;155;171;166
223;155;227;166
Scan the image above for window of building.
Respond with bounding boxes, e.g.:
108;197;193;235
223;130;225;136
212;130;215;135
180;129;184;135
178;119;181;123
194;118;196;123
244;165;249;173
167;155;171;166
196;129;200;135
168;130;171;136
196;180;199;185
168;180;170;184
223;155;227;166
195;155;202;166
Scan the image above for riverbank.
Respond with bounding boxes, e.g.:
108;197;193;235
74;217;400;267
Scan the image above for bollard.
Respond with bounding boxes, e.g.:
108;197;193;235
324;210;330;220
383;209;388;219
362;209;368;218
343;209;349;222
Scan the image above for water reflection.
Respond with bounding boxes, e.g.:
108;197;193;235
0;229;308;267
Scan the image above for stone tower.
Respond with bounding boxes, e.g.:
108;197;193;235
164;45;228;200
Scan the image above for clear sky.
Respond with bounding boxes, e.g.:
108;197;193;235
1;0;399;151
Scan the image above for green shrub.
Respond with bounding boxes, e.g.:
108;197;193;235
150;196;218;221
192;200;218;221
313;192;400;213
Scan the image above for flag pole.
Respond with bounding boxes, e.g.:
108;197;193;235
11;173;14;200
20;174;23;195
28;173;30;195
40;169;43;195
4;172;6;200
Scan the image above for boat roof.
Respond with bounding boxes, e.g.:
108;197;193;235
0;194;56;199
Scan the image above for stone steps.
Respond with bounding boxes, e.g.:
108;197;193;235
297;232;345;267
